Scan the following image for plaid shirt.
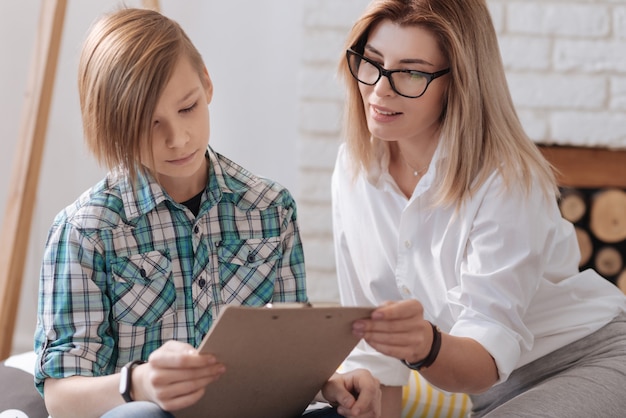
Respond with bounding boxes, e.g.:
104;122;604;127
34;147;306;394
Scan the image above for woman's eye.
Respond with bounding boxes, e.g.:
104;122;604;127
363;56;381;65
181;102;197;113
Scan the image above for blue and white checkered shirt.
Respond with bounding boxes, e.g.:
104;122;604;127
34;147;306;394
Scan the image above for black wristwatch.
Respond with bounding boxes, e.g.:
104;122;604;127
402;322;442;371
119;360;146;402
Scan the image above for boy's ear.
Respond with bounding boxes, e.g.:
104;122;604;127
203;66;213;104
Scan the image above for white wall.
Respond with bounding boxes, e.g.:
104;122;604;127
0;0;302;354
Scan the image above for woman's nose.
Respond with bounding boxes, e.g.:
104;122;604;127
373;73;395;97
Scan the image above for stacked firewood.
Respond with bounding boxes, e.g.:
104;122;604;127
559;187;626;294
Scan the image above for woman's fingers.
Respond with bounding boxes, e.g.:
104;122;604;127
352;299;433;361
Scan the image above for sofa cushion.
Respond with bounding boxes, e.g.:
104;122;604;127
0;352;48;418
402;370;471;418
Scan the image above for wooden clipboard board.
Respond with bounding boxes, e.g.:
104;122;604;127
175;303;373;418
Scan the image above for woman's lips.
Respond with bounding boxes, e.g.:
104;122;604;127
370;104;402;122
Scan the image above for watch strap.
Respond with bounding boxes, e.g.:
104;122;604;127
119;359;146;402
402;321;442;371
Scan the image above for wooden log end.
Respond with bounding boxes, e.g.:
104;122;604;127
575;227;593;267
589;189;626;243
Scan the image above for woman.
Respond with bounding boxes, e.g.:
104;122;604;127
332;0;626;416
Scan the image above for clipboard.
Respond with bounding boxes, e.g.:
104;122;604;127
175;303;373;418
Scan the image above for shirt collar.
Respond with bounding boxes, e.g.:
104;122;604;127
115;146;239;221
366;137;444;197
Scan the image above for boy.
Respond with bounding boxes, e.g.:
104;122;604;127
34;8;380;418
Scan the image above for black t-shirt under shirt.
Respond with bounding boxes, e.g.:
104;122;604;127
181;190;203;217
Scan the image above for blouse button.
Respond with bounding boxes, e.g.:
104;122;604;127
198;278;206;288
246;254;255;263
404;240;412;249
139;268;147;278
194;225;200;234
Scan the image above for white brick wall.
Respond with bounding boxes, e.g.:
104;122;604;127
299;0;626;302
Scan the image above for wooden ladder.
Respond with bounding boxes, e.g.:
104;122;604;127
0;0;160;360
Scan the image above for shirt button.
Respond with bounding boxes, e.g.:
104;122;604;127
404;240;412;248
194;225;200;234
139;268;147;278
198;278;206;288
401;286;411;296
246;254;255;263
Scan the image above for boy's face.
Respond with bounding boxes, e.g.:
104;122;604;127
142;56;213;200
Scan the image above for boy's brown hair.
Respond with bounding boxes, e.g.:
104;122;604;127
78;8;208;183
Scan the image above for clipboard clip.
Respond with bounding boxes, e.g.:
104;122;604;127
264;302;313;309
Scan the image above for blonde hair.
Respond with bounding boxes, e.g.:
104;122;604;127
338;0;557;207
78;8;207;183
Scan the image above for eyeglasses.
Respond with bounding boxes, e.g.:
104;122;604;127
346;48;450;98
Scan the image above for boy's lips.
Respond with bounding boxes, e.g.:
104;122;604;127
168;150;197;164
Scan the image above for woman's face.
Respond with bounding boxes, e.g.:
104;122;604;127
357;20;449;145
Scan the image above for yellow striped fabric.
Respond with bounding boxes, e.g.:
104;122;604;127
402;370;472;418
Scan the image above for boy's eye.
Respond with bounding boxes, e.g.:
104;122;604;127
181;102;197;113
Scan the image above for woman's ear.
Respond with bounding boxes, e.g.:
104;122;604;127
203;66;214;104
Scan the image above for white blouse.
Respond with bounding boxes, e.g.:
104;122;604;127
332;142;626;387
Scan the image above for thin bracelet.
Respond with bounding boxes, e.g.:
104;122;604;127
401;321;442;371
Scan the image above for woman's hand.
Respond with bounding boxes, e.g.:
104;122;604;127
320;369;381;418
133;340;226;412
352;299;433;364
352;300;499;394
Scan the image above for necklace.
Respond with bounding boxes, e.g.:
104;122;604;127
398;149;429;177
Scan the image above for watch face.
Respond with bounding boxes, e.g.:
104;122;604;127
120;360;145;402
119;363;132;402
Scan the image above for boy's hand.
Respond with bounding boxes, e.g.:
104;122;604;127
133;340;226;412
321;369;381;418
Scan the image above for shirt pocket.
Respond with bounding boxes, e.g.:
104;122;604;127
110;250;176;327
217;237;282;302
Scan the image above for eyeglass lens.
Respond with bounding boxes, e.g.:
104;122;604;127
348;52;430;98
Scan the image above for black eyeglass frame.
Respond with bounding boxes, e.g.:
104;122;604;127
346;48;451;98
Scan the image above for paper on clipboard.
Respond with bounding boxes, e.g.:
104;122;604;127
175;303;373;418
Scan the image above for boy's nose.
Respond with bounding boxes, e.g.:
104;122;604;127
166;125;189;148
